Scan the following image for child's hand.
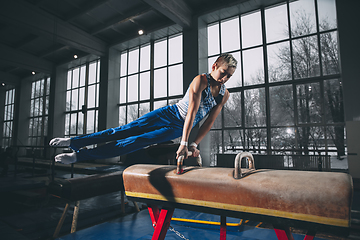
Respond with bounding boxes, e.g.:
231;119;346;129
176;144;189;159
189;146;200;157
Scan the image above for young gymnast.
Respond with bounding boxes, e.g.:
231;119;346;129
50;53;237;164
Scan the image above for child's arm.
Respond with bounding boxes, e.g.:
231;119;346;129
176;74;207;159
189;89;230;156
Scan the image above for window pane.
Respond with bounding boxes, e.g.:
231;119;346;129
87;110;95;134
139;102;150;117
5;105;9;120
80;65;86;87
289;0;316;37
67;71;72;90
221;17;240;52
71;89;78;110
297;83;321;124
243;47;264;86
29;118;34;137
89;62;97;84
46;78;51;95
224;92;241;127
317;0;337;31
95;110;98;132
267;41;292;82
140;45;150;71
30;100;34;117
270;85;294;126
292;36;320;79
40;79;44;96
154;68;167;98
324;79;343;123
72;68;79;88
127;104;138;123
120;52;128;77
66;91;71;111
10;104;14;120
244;88;266;127
88;85;96;108
33;81;39;98
225;51;241;88
5;90;9;104
224;129;243;152
244;128;267;153
271;127;296;151
154;100;167;110
241;11;262;48
208;23;220;56
45;96;49;115
265;3;288;43
297;126;324;153
95;85;99;108
154;40;167;68
74;112;82;135
128;48;139;75
120;77;127;104
169;64;183;96
119;106;126;126
65;114;70;135
140;72;150;101
97;62;100;83
169;35;182;65
11;89;15;103
128;74;138;102
36;98;42;116
321;31;339;75
209;130;222;156
70;113;77;135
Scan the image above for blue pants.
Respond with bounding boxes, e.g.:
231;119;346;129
70;105;184;161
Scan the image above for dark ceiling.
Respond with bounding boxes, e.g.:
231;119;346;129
0;0;284;86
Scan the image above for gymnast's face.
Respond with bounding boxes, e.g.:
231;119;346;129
211;62;236;85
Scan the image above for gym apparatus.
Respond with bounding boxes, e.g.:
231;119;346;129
123;152;353;240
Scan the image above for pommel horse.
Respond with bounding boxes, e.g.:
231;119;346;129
123;152;353;240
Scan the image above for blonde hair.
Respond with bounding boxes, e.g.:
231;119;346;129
215;53;237;68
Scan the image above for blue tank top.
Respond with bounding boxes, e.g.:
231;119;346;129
176;73;226;127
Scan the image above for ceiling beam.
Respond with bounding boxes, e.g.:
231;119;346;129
142;0;192;28
64;0;110;22
0;0;107;56
90;6;152;35
0;43;53;74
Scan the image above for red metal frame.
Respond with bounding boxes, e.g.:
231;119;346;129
148;205;175;240
147;206;315;240
274;227;315;240
220;215;227;240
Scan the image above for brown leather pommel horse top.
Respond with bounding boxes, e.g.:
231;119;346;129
123;161;353;234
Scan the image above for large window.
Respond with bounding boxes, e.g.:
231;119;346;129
119;33;183;125
154;34;183;109
2;88;15;147
65;60;100;138
207;0;343;160
119;44;151;125
29;78;50;146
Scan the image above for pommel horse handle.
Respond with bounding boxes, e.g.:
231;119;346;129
177;152;202;174
234;152;255;179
